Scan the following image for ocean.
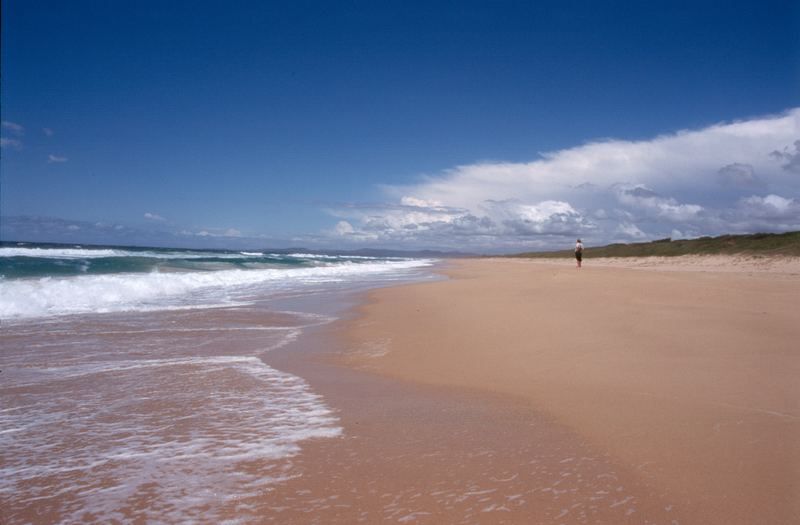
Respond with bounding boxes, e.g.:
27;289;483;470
0;242;436;524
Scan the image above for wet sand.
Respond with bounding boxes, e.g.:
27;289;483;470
260;326;685;524
321;257;799;524
0;306;341;525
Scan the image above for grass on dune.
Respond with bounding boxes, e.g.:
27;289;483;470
509;231;800;259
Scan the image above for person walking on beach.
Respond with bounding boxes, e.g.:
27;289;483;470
575;238;583;268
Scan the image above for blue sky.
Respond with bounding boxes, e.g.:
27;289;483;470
2;0;799;251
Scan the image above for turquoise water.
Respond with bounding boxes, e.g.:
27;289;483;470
0;242;434;319
0;242;384;278
0;241;437;522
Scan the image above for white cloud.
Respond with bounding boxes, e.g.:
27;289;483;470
325;198;592;248
400;196;444;207
325;108;800;250
770;139;800;174
43;127;54;137
181;227;243;238
716;194;800;233
1;121;24;135
1;121;26;150
47;154;68;163
616;222;647;240
144;212;166;221
481;199;591;235
716;163;765;188
615;185;704;222
0;138;22;149
736;194;799;219
334;220;355;235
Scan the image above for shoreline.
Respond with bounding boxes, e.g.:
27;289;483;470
259;286;683;523
317;256;798;524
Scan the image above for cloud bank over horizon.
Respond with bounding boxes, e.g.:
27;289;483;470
3;110;798;253
328;108;800;251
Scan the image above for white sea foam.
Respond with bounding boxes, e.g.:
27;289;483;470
0;259;434;319
1;246;129;258
285;253;400;260
0;246;263;259
0;355;342;524
0;250;438;523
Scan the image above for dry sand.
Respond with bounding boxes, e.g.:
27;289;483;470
335;256;800;524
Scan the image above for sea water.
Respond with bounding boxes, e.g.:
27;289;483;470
0;243;435;524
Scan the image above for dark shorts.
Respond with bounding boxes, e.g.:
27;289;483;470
575;252;582;261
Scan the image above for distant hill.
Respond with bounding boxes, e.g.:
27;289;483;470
509;231;800;259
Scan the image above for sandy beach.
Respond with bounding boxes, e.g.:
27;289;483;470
5;253;797;523
313;256;798;524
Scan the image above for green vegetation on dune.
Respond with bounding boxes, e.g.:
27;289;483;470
510;231;800;258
